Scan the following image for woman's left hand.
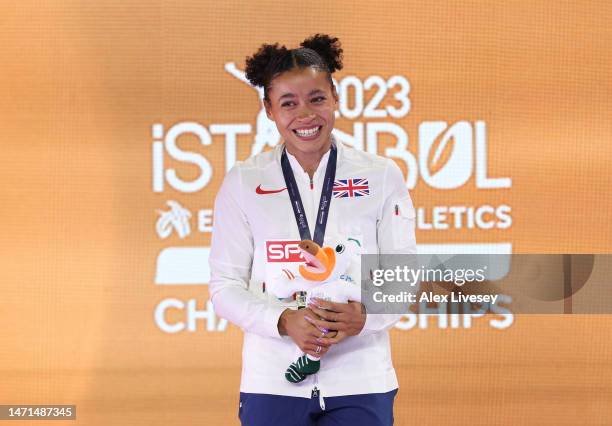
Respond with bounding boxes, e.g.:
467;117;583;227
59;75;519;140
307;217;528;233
306;298;366;344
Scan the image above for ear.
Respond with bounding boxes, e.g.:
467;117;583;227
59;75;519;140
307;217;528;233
331;85;339;106
263;99;274;120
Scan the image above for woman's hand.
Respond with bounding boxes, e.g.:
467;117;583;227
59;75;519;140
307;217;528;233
306;298;366;344
278;308;333;358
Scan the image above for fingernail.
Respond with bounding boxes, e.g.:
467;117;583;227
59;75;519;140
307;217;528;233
322;328;329;334
304;315;312;322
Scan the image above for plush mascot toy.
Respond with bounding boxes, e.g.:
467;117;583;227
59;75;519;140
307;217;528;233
266;236;362;383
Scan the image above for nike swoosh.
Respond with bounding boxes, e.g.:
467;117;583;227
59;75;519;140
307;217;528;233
255;184;287;195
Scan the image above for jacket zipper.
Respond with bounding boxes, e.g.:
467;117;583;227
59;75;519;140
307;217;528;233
308;173;323;410
312;374;325;410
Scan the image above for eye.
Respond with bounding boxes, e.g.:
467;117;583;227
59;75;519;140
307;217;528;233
347;237;361;248
311;96;326;103
335;244;345;254
281;101;296;107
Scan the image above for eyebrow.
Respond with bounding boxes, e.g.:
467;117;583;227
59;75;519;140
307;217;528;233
278;89;326;101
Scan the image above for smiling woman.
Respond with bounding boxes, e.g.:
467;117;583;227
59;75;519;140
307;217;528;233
245;34;342;177
209;33;416;426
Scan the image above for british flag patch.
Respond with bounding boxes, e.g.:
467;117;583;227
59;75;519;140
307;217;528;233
332;178;370;198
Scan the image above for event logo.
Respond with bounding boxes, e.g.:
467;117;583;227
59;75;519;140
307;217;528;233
151;63;515;333
156;200;192;239
153;199;210;286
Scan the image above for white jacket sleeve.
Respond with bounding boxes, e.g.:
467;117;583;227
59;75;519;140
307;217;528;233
208;165;286;339
359;159;417;336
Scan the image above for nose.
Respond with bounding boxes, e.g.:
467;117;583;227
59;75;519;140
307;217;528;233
296;104;315;122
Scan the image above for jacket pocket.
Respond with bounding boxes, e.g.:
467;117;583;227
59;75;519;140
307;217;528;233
392;195;416;249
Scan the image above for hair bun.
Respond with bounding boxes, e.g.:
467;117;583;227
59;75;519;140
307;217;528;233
245;43;289;88
300;34;343;73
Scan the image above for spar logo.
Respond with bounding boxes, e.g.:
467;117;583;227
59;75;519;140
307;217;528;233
266;240;303;262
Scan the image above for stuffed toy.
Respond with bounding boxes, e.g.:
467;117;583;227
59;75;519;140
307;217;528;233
266;236;362;383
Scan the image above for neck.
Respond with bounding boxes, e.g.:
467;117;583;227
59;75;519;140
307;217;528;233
286;139;333;179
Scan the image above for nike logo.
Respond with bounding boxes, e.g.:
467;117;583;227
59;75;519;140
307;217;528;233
255;185;287;195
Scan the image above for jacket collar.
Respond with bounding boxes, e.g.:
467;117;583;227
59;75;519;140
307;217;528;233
274;132;343;168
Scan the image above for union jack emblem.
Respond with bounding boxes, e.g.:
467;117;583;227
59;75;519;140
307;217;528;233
332;178;370;198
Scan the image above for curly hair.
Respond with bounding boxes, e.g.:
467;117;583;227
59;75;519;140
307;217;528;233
245;34;343;102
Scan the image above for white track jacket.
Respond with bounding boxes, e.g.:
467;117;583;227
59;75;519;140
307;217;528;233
209;136;417;399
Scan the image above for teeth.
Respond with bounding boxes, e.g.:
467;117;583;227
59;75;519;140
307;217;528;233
295;126;320;137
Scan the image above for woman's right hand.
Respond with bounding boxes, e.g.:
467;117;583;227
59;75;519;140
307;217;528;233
278;308;333;358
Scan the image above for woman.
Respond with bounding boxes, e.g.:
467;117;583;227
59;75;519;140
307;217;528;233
209;34;417;426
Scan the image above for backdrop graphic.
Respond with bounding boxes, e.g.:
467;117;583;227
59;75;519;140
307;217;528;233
1;1;611;424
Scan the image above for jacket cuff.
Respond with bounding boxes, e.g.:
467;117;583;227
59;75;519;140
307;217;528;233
265;304;289;338
358;313;403;337
358;314;379;336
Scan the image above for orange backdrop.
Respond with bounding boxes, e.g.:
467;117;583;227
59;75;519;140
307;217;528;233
1;1;611;425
